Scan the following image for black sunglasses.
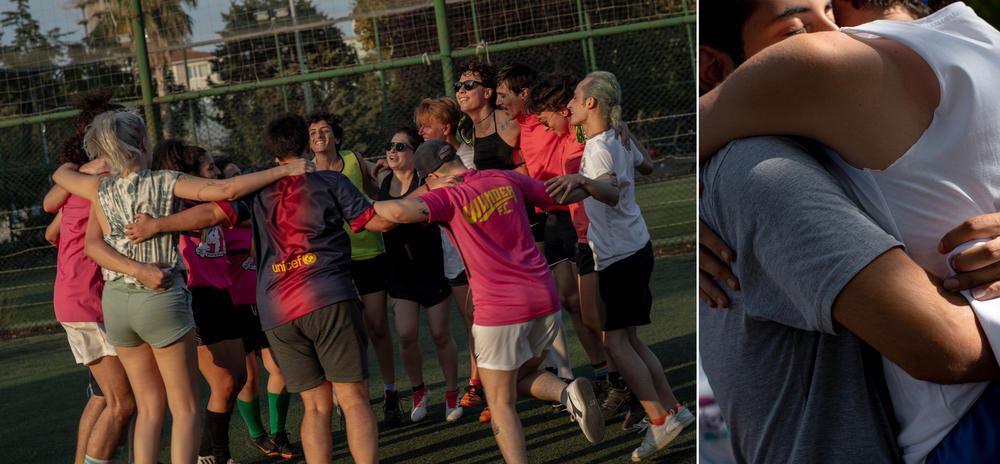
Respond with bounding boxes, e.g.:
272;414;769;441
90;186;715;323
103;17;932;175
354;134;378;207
453;80;484;92
384;142;413;152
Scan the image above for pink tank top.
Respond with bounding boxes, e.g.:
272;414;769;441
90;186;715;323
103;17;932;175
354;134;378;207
53;194;104;322
179;221;232;290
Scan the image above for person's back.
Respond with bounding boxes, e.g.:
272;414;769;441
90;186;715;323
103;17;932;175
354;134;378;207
700;136;903;463
246;170;369;330
419;169;559;326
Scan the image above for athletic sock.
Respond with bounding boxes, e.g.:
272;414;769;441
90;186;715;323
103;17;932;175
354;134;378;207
237;397;266;439
199;411;213;457
269;391;290;434
83;455;111;464
650;411;669;426
592;361;608;380
446;389;459;408
608;371;626;390
384;383;396;394
469;378;482;387
204;410;233;461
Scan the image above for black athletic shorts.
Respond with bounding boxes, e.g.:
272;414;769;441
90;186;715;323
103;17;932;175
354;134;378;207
352;253;388;296
448;270;469;287
544;210;578;266
599;242;653;331
266;300;370;392
575;242;595;276
528;210;546;243
190;287;243;346
236;304;269;353
388;278;452;308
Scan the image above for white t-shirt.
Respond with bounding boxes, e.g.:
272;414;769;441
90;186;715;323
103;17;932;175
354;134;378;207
456;142;475;170
842;3;1000;462
580;130;649;270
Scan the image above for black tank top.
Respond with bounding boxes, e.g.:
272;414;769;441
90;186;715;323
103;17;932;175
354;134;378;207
377;172;445;282
473;111;517;170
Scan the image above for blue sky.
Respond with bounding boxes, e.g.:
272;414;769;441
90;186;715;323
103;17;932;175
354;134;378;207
26;1;356;47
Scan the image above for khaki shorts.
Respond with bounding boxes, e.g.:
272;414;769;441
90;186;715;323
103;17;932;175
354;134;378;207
472;312;562;371
102;278;195;349
61;322;118;365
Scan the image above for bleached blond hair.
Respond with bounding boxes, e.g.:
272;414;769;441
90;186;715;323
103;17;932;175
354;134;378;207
82;109;148;174
581;71;623;129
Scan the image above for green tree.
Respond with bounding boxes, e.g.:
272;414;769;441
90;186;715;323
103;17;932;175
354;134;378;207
210;0;381;165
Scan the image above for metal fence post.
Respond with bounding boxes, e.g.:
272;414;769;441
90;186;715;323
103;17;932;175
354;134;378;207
469;0;481;44
433;0;455;96
584;12;597;71
130;0;161;145
182;48;198;144
372;18;391;135
575;0;591;72
289;0;313;112
682;0;696;75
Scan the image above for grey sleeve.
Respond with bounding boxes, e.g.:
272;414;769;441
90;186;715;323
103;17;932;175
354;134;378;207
700;137;901;334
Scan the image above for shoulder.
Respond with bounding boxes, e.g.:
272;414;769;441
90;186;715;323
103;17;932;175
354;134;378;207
702;136;829;198
751;32;881;90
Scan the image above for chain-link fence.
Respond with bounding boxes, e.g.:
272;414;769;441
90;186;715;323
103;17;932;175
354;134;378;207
0;0;695;337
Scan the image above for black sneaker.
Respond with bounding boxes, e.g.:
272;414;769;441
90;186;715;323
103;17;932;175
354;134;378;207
383;389;404;427
269;431;303;459
247;434;278;456
622;393;648;431
601;385;630;420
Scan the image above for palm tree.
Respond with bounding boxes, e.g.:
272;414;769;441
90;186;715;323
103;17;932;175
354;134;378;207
90;0;197;98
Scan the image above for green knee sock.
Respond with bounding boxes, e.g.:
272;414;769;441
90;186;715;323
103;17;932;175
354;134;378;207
269;392;290;434
237;398;266;439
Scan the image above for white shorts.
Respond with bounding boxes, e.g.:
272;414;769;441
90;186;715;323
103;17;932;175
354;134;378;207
61;322;118;365
472;312;561;371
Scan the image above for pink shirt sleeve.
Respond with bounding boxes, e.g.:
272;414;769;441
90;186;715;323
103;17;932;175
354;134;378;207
420;188;454;224
504;171;554;211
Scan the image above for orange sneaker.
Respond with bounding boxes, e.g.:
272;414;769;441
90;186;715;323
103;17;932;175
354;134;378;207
479;406;492;422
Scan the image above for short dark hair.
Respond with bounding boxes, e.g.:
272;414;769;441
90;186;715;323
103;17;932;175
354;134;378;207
699;0;758;65
851;0;931;18
526;72;578;114
394;126;424;151
151;139;207;175
459;62;498;107
497;63;537;94
304;110;344;152
61;88;124;164
265;113;309;160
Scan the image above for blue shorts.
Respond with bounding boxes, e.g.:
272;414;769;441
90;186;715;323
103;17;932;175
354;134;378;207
926;380;1000;463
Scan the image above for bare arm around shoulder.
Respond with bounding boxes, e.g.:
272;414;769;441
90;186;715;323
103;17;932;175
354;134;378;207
835;247;999;383
172;158;313;202
698;32;936;170
83;204;173;291
373;198;430;224
52;163;100;203
545;172;619;206
125;203;229;244
43;185;70;213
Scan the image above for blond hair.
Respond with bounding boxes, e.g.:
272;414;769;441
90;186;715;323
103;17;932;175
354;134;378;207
581;71;623;129
83;109;148;174
414;96;461;135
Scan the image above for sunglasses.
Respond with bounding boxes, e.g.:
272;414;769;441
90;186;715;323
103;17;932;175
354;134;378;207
384;142;413;152
453;80;485;92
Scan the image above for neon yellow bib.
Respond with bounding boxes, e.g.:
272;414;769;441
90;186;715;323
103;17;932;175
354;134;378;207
338;150;385;260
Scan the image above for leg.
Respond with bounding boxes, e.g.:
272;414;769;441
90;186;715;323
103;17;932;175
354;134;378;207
298;382;334;463
603;328;668;419
86;355;135;460
361;290;396;387
558;262;605;367
393;299;424;389
452;283;478;382
114;344;167;464
332;380;379;464
426;298;459;392
75;394;106;464
544;320;574;379
197;338;248;461
627;328;679;409
238;350;260;403
478;367;528;464
150;330;201;464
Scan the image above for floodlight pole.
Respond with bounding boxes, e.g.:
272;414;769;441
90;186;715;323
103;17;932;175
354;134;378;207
433;0;455;96
130;0;162;144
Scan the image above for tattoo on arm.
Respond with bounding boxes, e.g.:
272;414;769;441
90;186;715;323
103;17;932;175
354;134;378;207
196;180;224;201
416;199;429;217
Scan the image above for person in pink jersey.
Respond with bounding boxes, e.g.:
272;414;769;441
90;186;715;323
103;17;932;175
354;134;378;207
43;89;135;464
214;159;302;459
360;139;605;464
151;140;247;464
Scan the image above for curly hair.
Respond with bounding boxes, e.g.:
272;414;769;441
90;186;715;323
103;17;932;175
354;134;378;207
151;139;208;175
61;88;124;164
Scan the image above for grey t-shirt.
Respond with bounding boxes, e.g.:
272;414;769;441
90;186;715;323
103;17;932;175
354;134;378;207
699;136;903;463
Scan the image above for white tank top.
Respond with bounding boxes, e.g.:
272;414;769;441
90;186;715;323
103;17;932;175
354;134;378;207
842;3;1000;462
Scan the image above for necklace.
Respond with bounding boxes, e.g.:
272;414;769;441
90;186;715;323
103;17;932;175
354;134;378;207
473;109;495;126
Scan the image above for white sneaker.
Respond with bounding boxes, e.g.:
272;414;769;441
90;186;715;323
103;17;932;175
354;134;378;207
675;405;695;428
411;386;430;422
561;377;605;443
445;390;464;422
630;414;682;462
